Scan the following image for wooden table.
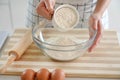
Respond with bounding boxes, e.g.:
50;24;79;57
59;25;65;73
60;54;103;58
0;28;120;79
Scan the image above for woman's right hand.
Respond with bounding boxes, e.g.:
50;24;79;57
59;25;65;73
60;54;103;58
36;0;55;20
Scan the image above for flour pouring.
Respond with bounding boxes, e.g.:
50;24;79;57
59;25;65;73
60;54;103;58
52;4;79;32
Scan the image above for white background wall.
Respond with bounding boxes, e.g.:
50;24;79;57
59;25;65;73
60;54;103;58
0;0;120;32
0;0;27;32
108;0;120;32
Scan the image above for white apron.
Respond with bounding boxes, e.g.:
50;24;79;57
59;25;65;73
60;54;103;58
26;0;109;29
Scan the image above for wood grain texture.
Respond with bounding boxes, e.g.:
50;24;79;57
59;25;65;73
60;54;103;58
0;28;120;79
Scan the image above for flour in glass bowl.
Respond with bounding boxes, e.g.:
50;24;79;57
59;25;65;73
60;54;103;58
44;37;82;61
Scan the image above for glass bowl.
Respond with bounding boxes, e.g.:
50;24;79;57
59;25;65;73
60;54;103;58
32;21;97;61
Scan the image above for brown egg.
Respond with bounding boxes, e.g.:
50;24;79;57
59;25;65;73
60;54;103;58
21;69;36;80
36;68;50;80
51;69;65;80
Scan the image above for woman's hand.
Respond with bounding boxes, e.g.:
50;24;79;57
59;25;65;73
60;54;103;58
36;0;55;20
88;14;103;52
88;0;111;52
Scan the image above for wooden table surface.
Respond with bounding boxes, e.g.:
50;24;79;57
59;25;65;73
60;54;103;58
0;28;120;80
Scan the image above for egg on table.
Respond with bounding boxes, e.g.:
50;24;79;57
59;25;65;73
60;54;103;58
36;68;50;80
21;69;36;80
51;69;65;80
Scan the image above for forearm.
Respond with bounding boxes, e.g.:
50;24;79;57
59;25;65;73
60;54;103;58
93;0;111;18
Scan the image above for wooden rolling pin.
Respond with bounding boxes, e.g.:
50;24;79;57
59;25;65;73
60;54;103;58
0;29;33;73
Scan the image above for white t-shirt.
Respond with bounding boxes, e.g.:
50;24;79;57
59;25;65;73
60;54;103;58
26;0;109;29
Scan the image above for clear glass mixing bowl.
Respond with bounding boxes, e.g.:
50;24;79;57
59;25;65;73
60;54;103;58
32;20;97;61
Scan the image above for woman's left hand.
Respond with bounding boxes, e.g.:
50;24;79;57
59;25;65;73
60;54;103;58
88;14;103;52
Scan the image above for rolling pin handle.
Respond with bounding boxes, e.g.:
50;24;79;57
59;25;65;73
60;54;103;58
0;53;16;73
